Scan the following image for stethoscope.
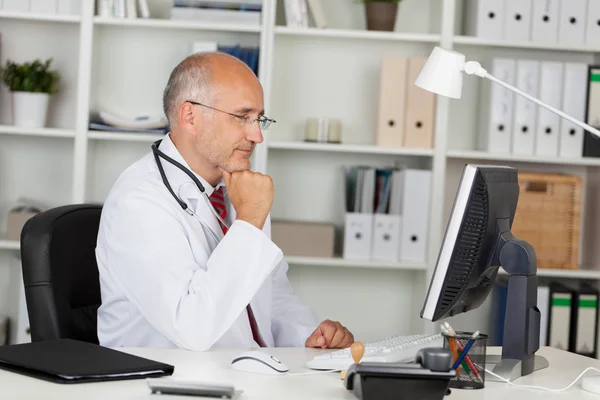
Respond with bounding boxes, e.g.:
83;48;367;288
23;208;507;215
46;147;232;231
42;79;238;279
151;139;230;244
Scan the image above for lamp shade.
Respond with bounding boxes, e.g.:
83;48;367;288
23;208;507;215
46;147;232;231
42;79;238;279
415;46;466;99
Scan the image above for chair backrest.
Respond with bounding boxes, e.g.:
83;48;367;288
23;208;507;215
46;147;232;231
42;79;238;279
20;204;102;344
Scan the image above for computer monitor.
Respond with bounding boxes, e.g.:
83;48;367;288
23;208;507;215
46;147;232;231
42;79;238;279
421;164;548;382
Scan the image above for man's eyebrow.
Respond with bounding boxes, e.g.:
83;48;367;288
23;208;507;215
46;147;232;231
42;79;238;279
234;107;265;116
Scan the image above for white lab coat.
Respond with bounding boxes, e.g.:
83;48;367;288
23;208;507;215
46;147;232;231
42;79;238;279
95;134;320;351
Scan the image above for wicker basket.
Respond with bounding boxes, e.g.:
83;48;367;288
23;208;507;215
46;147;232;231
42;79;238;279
511;172;582;270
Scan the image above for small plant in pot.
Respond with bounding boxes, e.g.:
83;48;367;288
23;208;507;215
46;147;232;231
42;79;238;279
1;58;60;128
359;0;403;32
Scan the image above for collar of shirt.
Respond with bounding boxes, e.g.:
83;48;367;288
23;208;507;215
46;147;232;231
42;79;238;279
155;133;226;210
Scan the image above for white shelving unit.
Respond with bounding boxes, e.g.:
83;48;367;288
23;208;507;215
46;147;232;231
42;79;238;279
1;0;600;347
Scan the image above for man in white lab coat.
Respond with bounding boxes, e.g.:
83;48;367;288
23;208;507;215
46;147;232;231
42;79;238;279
95;52;355;351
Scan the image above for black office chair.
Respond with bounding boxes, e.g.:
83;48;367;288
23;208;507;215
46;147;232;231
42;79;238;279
20;204;103;344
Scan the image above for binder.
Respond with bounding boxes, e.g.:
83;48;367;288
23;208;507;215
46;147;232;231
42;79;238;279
568;282;599;358
535;61;563;156
586;0;600;47
560;62;587;158
482;58;516;153
0;339;174;384
399;169;431;262
403;58;436;149
371;169;402;261
557;0;587;46
464;0;505;39
504;0;533;42
511;60;540;155
343;166;375;260
547;282;573;351
376;57;408;148
531;0;560;43
538;285;550;347
584;65;600;157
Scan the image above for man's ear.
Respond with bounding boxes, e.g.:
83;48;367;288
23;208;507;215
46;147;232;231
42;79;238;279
179;102;196;128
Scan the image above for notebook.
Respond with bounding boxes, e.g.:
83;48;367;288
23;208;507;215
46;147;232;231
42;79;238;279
0;338;174;384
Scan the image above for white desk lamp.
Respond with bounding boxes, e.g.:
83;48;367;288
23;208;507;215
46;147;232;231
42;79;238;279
415;46;600;139
416;46;600;394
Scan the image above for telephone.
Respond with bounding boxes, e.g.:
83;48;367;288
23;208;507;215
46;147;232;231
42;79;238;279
344;347;456;400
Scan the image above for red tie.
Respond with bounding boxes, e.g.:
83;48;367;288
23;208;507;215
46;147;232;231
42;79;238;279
209;187;266;347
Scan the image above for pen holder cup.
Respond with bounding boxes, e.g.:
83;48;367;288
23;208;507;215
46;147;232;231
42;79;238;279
442;331;488;390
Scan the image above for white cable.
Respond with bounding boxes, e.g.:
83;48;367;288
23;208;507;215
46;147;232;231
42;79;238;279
485;367;600;392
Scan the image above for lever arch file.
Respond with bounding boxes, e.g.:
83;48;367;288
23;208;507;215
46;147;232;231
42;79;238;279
0;339;174;384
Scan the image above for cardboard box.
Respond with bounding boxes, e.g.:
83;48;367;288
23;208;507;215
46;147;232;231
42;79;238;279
7;211;37;241
271;220;335;258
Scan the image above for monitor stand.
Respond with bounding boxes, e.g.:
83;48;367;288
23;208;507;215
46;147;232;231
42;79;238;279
486;230;549;382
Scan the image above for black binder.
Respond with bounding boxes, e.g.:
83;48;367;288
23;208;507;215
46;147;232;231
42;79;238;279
0;339;174;384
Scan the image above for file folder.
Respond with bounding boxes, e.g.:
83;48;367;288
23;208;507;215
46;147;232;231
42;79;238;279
371;169;402;261
535;61;563;156
0;339;174;384
558;0;587;46
464;0;505;39
344;166;375;260
376;57;408;148
511;60;540;155
538;285;550;347
569;282;599;358
584;66;600;158
399;169;431;262
586;0;600;47
403;58;436;149
547;282;573;351
531;0;559;43
560;63;587;158
504;0;533;42
482;58;516;153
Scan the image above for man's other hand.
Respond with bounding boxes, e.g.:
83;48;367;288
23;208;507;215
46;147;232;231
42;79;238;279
305;320;354;349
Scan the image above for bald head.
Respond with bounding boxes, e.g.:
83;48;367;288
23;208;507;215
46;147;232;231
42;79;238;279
162;52;257;126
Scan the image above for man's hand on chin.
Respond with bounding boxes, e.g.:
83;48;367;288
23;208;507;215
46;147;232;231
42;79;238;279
305;319;354;349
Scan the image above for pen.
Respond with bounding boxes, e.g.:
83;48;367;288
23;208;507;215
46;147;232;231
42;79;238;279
443;322;481;380
452;331;480;371
440;325;469;374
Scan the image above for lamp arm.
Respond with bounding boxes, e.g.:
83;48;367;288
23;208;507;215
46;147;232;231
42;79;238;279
484;72;600;139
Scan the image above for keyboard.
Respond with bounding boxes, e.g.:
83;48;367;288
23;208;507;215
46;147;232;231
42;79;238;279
306;333;444;370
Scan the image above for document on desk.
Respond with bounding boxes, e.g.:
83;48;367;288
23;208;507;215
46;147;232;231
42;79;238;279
0;338;174;384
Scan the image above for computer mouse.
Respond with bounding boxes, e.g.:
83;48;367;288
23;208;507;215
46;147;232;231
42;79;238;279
231;351;289;375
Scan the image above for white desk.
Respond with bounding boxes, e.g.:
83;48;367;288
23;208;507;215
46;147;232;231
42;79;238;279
1;346;600;399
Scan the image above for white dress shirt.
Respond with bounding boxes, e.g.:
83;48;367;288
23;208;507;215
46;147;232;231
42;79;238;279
96;133;319;351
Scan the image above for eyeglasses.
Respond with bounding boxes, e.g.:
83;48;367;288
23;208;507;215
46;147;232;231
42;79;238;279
186;100;276;130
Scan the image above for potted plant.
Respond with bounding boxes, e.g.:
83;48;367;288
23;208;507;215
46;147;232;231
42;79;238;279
359;0;403;31
1;58;60;128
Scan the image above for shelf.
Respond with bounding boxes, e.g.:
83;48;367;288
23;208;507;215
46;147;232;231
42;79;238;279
446;149;600;167
274;26;441;43
285;256;427;271
0;239;19;251
93;17;261;33
88;131;166;142
0;125;76;138
269;141;434;157
499;268;600;280
0;10;81;23
453;35;600;53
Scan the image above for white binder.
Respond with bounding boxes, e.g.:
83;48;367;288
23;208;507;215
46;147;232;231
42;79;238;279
343;167;375;260
511;60;540;155
483;58;516;153
558;0;587;46
585;0;600;47
531;0;560;43
399;169;431;263
559;63;588;158
504;0;533;41
535;62;563;156
464;0;505;39
372;170;403;261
